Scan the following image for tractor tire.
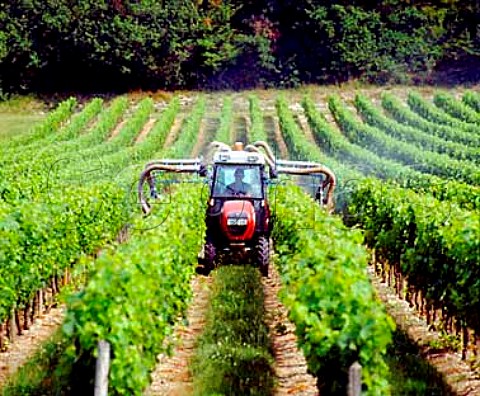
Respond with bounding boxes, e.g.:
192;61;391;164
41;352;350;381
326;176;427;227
256;236;269;277
203;242;217;275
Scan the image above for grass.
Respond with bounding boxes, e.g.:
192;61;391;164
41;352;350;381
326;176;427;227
1;330;73;396
0;95;47;140
191;266;275;396
0;95;46;113
0;114;46;140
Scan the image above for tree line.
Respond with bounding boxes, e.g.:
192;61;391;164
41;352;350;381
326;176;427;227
0;0;479;93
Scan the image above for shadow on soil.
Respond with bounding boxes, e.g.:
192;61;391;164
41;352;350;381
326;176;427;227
387;330;453;396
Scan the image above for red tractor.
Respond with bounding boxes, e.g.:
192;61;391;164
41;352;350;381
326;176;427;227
137;141;336;277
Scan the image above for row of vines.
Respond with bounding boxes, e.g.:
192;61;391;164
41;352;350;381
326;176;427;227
0;88;479;395
274;88;480;393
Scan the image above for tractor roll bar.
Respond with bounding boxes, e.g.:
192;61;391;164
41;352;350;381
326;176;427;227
202;141;232;166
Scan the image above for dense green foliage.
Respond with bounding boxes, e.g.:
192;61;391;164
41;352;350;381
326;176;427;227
0;94;183;326
1;330;71;396
381;92;480;147
1;0;479;92
354;93;480;162
300;93;480;325
272;184;394;395
347;180;480;334
302;95;480;211
329;95;480;186
214;96;234;143
0;97;129;203
248;95;268;143
276;91;480;391
463;90;480;112
407;91;480;135
64;185;205;395
2;88;480;394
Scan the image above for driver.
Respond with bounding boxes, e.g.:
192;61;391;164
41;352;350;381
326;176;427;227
227;168;252;195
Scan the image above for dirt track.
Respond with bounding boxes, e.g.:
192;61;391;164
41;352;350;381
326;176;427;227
262;265;319;396
0;306;65;388
145;276;212;396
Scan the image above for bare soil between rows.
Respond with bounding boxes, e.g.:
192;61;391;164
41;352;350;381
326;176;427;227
145;275;212;396
145;261;320;396
262;265;319;396
0;306;65;388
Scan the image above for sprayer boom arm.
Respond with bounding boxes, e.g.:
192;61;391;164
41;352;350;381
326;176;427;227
138;141;336;215
138;158;204;214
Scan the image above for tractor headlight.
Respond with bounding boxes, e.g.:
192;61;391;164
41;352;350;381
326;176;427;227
227;218;248;226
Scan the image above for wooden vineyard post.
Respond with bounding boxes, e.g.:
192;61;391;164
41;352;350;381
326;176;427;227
23;305;29;331
44;287;51;313
63;268;69;286
395;264;401;297
0;323;4;350
8;309;16;343
54;274;61;297
31;294;37;323
476;333;480;368
347;361;362;396
38;289;44;316
94;340;111;396
462;323;469;361
14;309;22;336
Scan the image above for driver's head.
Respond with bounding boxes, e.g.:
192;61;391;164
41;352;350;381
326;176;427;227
234;168;245;180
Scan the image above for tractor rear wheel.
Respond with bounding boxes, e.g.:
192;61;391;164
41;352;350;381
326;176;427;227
256;236;269;277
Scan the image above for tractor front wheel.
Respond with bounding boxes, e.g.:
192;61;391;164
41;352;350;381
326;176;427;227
256;236;269;277
196;241;217;276
203;242;217;275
